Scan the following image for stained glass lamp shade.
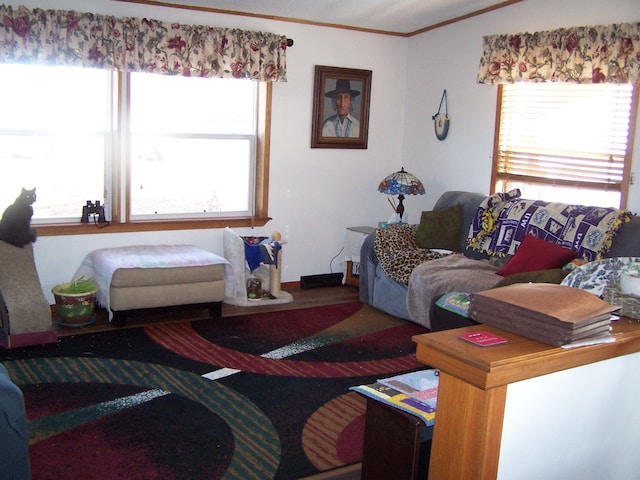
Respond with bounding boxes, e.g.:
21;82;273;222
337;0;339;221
378;167;425;220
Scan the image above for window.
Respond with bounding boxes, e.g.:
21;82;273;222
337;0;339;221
0;64;270;234
492;83;637;208
0;64;111;223
129;73;257;219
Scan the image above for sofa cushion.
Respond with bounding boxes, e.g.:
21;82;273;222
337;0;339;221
496;234;577;276
432;191;491;260
415;204;462;251
493;268;570;288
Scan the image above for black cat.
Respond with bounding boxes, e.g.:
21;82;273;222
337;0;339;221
0;188;38;248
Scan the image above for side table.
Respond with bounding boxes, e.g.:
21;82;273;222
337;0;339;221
344;226;376;287
360;397;432;480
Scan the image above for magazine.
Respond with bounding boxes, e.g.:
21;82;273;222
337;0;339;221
436;292;472;318
350;381;436;426
377;369;439;409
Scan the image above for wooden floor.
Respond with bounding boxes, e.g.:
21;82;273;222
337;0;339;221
54;282;360;335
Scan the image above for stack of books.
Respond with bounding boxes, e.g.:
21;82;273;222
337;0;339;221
349;369;439;426
469;283;619;346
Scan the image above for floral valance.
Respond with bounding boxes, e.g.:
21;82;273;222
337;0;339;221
0;4;287;81
477;22;640;84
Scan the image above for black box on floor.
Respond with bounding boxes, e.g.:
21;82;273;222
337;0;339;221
300;273;343;289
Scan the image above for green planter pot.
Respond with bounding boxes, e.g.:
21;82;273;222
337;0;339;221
52;283;98;325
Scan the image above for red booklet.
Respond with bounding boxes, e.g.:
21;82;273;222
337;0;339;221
458;331;508;347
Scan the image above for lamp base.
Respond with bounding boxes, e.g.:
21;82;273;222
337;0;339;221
388;213;406;224
396;194;406;219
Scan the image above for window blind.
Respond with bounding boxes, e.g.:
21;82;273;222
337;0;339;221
496;83;635;190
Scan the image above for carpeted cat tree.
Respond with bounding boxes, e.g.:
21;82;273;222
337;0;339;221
0;241;57;348
223;227;293;306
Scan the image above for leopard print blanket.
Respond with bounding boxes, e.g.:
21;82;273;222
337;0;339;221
374;224;446;285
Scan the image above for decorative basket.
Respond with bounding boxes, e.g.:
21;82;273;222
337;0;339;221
603;286;640;321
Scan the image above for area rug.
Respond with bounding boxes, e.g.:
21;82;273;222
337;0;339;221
0;302;428;480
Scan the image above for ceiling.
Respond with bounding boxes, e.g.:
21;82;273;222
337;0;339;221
158;0;519;36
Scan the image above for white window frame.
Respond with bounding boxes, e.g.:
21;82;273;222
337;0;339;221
126;73;260;221
0;65;271;236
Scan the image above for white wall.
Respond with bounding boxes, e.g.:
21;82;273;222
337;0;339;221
11;0;408;302
498;351;640;479
404;0;640;210
9;0;640;303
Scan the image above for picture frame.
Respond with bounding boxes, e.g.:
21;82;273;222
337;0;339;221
311;65;372;149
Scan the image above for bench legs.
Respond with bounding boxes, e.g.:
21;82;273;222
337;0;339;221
208;301;222;318
111;301;223;327
112;311;128;328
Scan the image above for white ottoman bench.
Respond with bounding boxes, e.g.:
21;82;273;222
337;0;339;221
74;245;230;326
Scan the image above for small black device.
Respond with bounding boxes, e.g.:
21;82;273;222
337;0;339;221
300;273;343;289
81;200;106;223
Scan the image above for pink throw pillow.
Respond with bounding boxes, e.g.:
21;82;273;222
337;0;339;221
496;234;577;277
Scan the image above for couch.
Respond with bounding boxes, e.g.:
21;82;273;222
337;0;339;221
0;364;30;479
360;190;640;330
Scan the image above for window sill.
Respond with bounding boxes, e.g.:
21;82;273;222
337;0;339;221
35;217;272;236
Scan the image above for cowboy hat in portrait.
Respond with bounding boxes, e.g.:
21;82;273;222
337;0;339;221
324;78;361;98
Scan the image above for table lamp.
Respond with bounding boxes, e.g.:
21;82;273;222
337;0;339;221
378;167;425;222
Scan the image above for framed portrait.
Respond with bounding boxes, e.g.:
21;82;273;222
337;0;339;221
311;65;372;149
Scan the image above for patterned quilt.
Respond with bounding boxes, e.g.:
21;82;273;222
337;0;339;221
467;190;633;261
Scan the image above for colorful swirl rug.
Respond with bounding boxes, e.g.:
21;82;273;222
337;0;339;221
0;302;428;479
